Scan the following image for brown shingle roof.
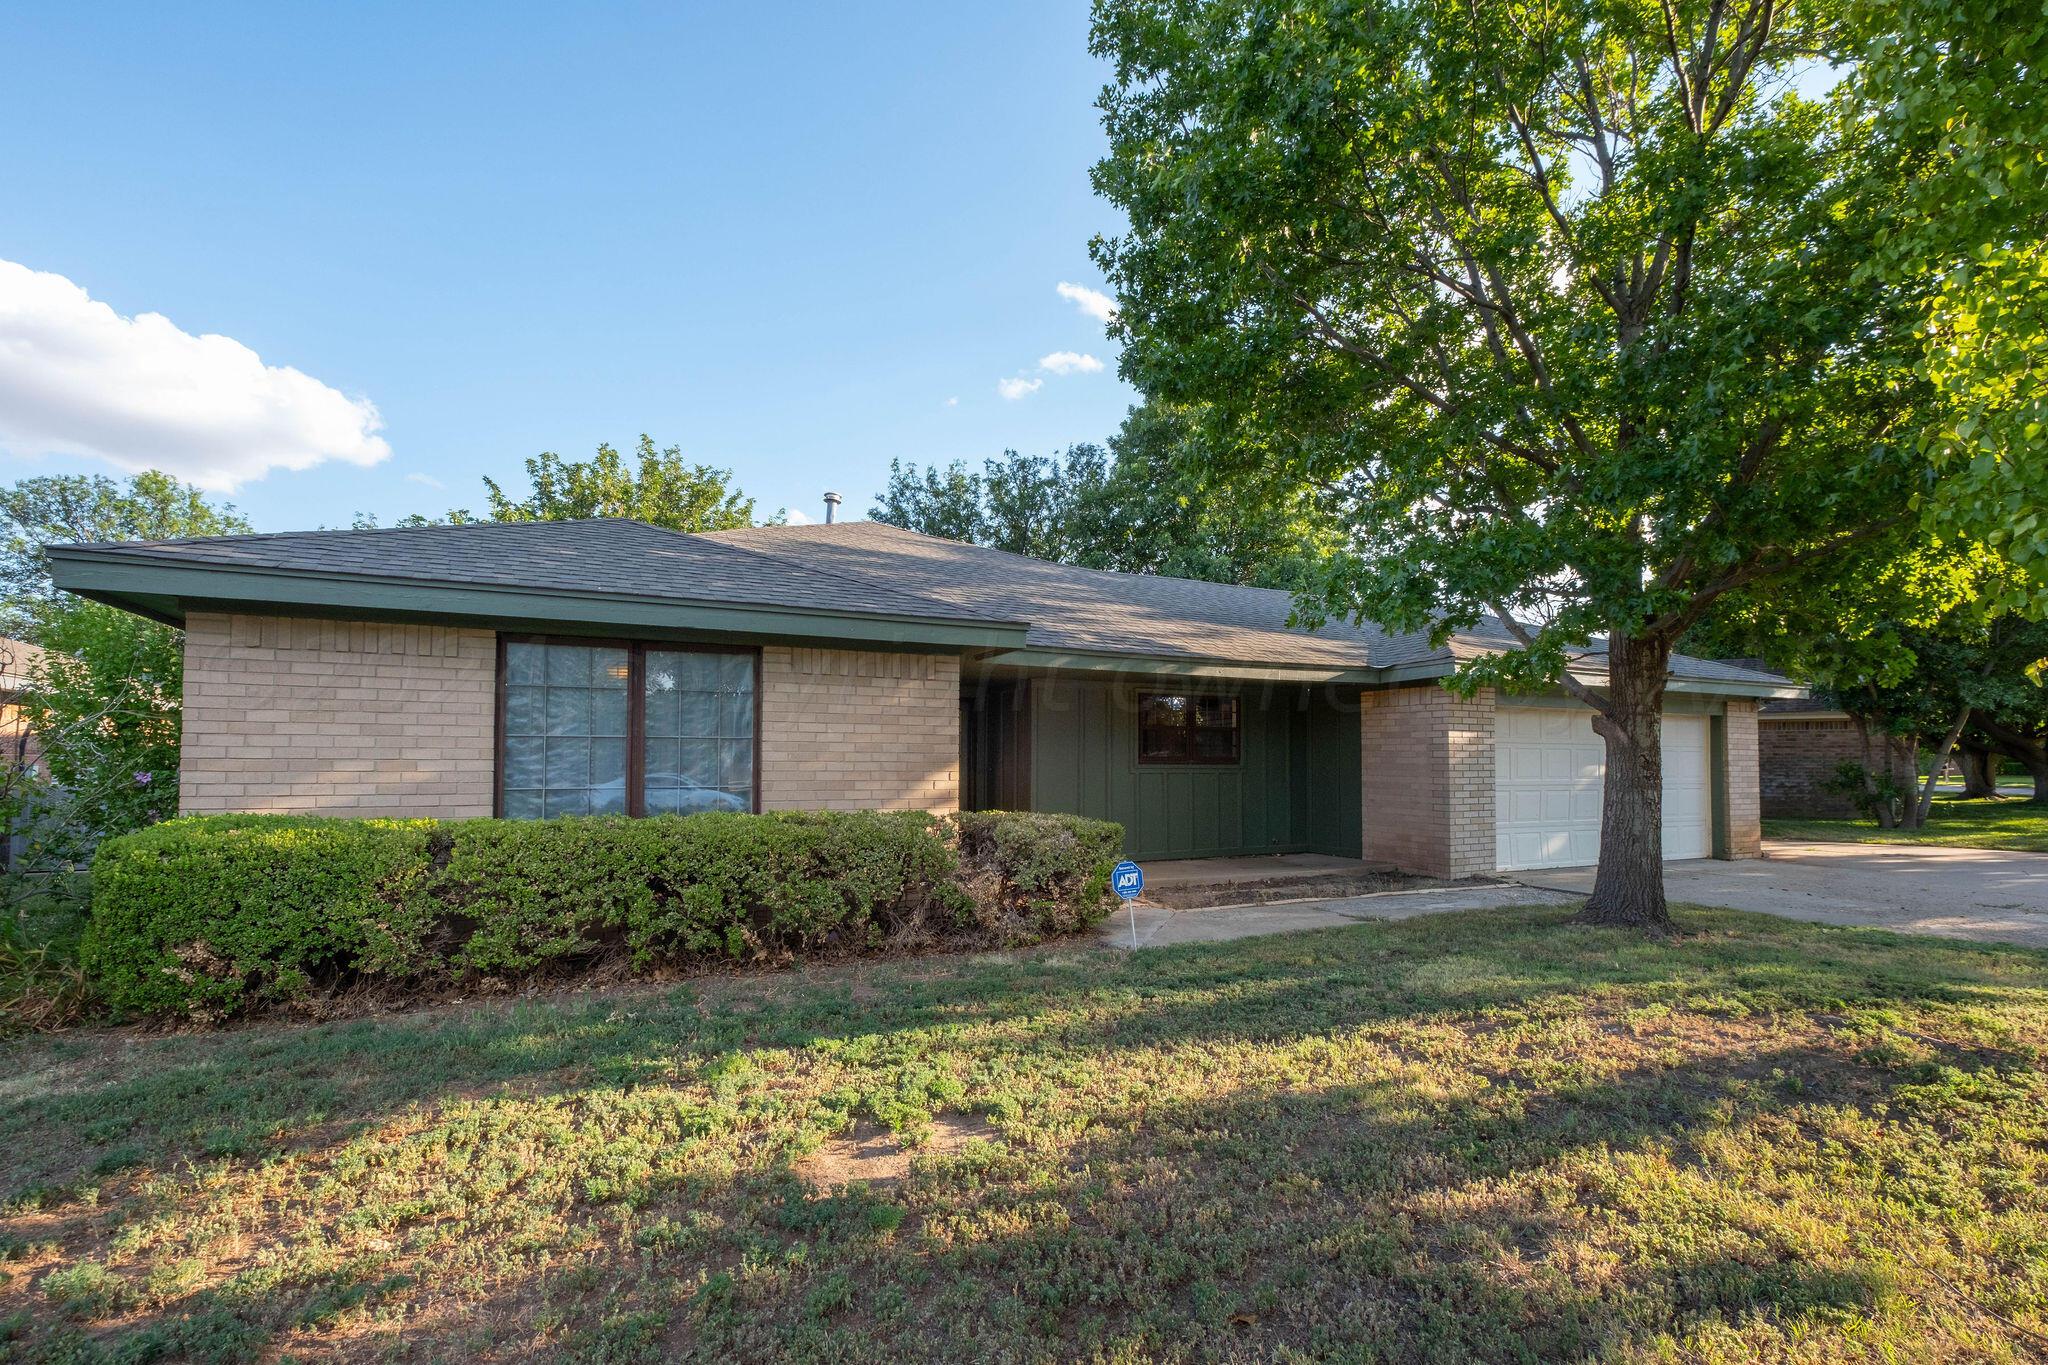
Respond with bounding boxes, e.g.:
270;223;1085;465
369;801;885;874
58;517;1795;686
66;518;1018;626
705;521;1428;667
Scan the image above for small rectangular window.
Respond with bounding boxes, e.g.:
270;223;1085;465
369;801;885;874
1136;692;1241;765
499;638;757;818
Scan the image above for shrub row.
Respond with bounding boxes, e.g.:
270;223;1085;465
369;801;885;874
84;809;1123;1020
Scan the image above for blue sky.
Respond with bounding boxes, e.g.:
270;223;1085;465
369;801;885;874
0;2;1132;529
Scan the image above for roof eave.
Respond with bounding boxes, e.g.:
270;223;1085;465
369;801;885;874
1369;656;1804;698
47;548;1033;652
975;646;1377;684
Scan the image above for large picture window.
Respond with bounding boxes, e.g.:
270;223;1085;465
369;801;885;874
498;638;757;818
1137;693;1241;765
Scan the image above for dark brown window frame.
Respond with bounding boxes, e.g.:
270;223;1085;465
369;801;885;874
494;634;763;817
1136;691;1243;766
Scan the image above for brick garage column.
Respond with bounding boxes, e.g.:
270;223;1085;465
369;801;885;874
180;612;497;818
757;646;960;812
1719;699;1763;859
1358;684;1496;877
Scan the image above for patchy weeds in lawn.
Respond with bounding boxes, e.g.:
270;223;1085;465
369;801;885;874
2;905;2046;1361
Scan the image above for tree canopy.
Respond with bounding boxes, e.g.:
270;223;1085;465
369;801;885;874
872;404;1335;590
0;472;251;635
479;435;763;531
0;471;242;867
360;436;768;533
1089;0;2046;926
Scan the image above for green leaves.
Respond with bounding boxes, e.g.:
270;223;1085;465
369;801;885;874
82;811;1125;1021
1088;0;2036;694
481;435;760;532
1845;0;2048;597
0;471;249;634
870;405;1339;590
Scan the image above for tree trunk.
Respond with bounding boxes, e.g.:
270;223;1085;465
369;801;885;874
1893;733;1926;829
1913;707;1970;827
1854;716;1896;828
1974;717;2048;804
1958;744;1999;799
1578;633;1673;933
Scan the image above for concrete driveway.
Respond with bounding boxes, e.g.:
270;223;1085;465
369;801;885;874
1517;841;2048;950
1099;841;2048;951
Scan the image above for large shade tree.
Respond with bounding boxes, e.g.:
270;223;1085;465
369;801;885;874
1089;0;2040;928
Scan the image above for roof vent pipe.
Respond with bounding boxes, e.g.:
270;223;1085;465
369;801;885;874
823;491;842;524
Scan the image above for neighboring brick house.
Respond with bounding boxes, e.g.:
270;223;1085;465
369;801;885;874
49;518;1793;876
0;638;48;780
1757;699;1878;818
0;637;51;869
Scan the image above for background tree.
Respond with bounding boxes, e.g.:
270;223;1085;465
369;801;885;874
357;435;771;533
0;472;243;874
1089;0;2037;928
0;473;250;635
480;435;763;530
1691;535;1982;825
872;404;1334;589
1699;532;2048;813
15;604;181;856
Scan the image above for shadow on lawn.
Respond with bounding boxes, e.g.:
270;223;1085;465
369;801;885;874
24;1039;1922;1363
6;906;2045;1360
4;906;2039;1196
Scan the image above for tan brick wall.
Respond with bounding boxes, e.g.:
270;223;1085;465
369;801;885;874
758;646;959;812
1758;715;1863;818
180;612;496;818
1722;699;1763;858
1359;684;1496;877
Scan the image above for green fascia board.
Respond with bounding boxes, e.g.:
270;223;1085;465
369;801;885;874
1374;657;1801;699
48;551;1033;651
977;647;1377;685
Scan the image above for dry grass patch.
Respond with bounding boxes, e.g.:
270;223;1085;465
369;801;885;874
802;1114;1003;1191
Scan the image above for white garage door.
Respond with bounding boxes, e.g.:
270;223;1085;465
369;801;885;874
1494;708;1713;871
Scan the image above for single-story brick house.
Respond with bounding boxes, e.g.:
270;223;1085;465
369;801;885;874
47;518;1795;877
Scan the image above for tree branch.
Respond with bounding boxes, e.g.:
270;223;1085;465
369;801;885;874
1486;601;1613;715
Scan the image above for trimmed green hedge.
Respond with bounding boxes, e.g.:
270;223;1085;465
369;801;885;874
83;809;1123;1020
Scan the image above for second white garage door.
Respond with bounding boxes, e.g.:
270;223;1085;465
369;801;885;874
1494;708;1712;871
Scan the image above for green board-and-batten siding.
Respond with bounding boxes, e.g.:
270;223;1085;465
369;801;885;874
983;677;1362;861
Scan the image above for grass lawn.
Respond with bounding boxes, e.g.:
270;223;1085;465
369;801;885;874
4;907;2048;1362
1766;795;2048;853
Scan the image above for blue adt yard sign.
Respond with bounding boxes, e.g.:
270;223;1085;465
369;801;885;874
1112;859;1145;949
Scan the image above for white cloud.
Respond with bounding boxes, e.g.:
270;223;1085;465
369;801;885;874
1038;350;1103;375
784;507;816;526
944;396;959;407
404;471;445;489
996;375;1043;401
0;259;391;491
1056;281;1117;323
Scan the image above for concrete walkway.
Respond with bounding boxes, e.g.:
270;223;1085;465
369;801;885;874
1098;883;1580;949
1097;842;2048;951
